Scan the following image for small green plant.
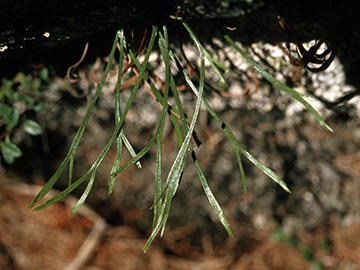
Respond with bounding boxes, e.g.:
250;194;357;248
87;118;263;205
272;228;331;269
0;70;47;164
271;228;297;247
27;22;332;251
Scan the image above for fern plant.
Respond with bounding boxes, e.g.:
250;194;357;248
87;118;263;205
27;22;332;251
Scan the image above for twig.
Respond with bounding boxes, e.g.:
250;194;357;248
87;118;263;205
66;43;89;83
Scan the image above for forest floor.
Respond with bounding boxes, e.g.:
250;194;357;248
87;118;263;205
1;28;360;269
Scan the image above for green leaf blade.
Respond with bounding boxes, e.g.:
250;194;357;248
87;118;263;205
23;120;43;135
69;169;97;214
0;141;22;164
224;34;333;132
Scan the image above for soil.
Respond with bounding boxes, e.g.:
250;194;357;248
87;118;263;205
1;65;360;269
1;124;360;270
1;2;360;269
